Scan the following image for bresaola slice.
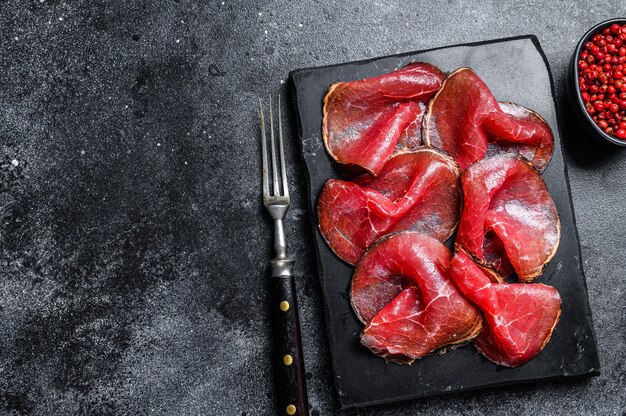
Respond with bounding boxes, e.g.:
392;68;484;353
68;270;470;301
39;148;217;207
457;154;560;281
318;149;461;265
323;63;445;175
396;101;427;152
351;233;483;364
485;102;554;169
449;249;561;367
423;68;554;171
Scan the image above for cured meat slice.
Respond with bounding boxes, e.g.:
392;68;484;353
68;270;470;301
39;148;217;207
396;101;427;152
352;232;483;364
423;68;554;171
318;149;460;265
457;154;560;281
485;102;554;170
323;63;445;175
449;249;561;367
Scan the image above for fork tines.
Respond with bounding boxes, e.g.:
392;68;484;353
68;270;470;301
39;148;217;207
259;96;289;203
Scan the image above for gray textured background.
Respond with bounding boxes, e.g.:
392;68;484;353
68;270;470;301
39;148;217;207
0;1;624;415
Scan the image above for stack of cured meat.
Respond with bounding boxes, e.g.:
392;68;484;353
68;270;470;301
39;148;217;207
318;63;561;367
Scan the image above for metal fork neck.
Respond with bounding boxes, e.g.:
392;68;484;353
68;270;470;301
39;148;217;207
274;219;287;259
270;219;294;277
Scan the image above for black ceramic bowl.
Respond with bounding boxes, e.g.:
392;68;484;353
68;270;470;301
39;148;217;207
568;18;626;146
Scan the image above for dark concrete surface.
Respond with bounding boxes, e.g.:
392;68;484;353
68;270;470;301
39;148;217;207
0;1;623;415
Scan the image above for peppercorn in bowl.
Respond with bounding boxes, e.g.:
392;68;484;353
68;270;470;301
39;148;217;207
569;18;626;146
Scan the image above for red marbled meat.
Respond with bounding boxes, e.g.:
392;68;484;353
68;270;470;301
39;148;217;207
318;149;460;265
351;232;483;364
457;154;560;281
423;67;554;171
449;249;561;367
323;62;445;175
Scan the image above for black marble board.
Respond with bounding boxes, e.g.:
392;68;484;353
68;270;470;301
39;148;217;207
289;36;600;409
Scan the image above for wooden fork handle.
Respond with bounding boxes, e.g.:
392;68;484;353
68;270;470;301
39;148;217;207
270;273;309;416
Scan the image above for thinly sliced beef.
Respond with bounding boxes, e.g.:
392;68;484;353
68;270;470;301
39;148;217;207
423;68;554;171
396;101;427;152
457;154;560;281
323;63;445;175
318;149;460;265
352;232;483;364
449;249;561;367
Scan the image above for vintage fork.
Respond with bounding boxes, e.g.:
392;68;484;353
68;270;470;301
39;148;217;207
259;96;309;416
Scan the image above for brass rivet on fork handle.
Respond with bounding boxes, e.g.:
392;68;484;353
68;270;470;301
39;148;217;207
259;96;309;416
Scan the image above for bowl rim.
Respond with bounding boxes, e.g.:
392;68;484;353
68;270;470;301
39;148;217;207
572;17;626;146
